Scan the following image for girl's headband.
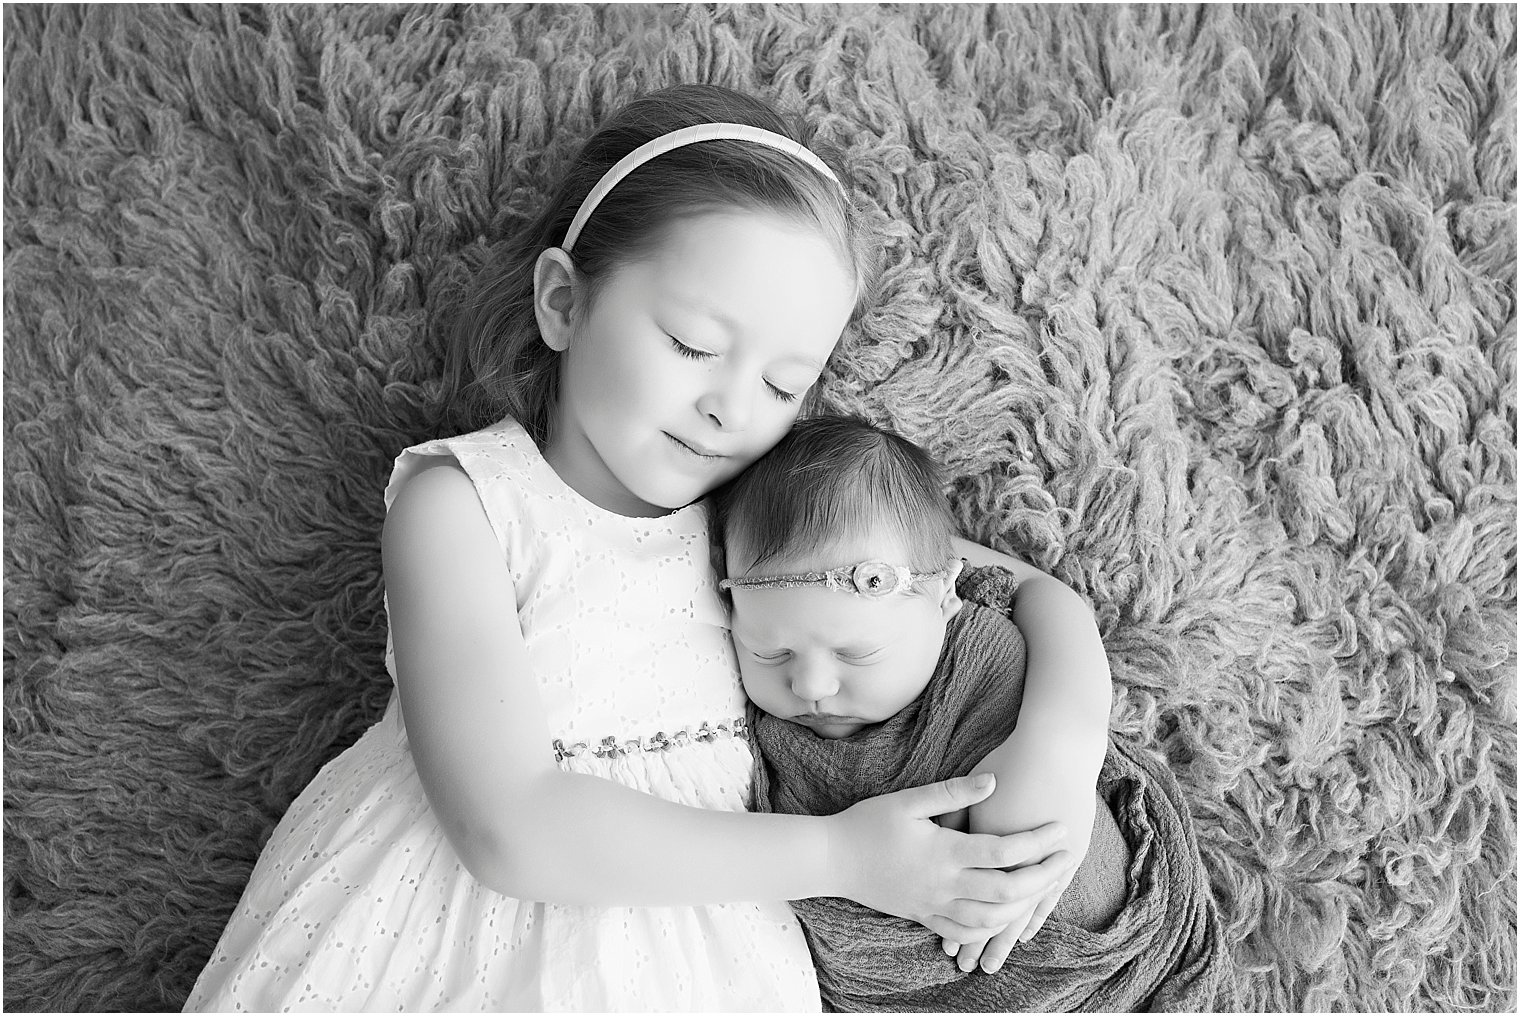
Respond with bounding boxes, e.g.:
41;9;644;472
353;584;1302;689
561;122;846;254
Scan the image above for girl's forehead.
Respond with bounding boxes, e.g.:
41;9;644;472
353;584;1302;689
640;210;855;312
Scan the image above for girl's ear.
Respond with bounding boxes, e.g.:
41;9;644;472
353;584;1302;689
938;558;965;620
533;247;580;352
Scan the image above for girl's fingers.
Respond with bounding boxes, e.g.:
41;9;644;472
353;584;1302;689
957;822;1066;870
942;896;1040;934
1021;883;1063;941
895;774;998;819
976;924;1023;974
921;914;1000;945
955;938;989;973
935;806;971;832
955;851;1072;904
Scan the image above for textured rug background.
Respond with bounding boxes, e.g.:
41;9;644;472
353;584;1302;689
4;3;1515;1011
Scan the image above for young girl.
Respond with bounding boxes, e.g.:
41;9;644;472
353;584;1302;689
185;84;1106;1012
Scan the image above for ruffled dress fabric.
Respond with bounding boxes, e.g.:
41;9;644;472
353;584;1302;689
185;418;821;1013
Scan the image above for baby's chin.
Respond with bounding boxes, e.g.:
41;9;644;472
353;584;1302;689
784;715;868;740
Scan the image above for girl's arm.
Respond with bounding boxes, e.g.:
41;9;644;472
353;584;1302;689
954;535;1112;751
948;537;1112;969
952;538;1111;782
382;464;1070;939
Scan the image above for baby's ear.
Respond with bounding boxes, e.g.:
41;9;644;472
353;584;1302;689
533;247;580;352
938;559;964;620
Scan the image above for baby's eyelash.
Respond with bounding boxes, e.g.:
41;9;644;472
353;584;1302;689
767;383;800;404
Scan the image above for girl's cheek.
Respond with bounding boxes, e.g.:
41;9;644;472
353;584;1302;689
762;410;802;448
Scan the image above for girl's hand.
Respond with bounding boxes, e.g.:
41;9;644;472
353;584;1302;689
946;790;1096;973
942;846;1079;973
1015;795;1092;939
943;880;1062;974
826;774;1073;942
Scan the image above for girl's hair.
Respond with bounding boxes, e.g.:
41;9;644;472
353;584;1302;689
445;84;878;443
710;415;958;577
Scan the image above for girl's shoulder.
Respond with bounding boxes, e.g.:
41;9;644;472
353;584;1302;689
383;418;542;512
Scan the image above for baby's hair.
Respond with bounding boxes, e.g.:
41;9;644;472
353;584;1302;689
445;84;879;441
711;415;957;578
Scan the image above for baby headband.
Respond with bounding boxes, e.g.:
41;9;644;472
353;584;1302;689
720;560;955;598
562;122;846;253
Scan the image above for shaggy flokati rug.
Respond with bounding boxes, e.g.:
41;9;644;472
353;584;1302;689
4;3;1515;1011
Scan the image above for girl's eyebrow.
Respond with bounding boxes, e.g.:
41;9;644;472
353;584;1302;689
668;296;826;371
664;292;740;334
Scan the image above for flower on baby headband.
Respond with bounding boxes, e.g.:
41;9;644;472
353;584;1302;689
719;560;955;597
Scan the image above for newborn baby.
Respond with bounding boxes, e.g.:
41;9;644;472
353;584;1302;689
711;414;1233;1013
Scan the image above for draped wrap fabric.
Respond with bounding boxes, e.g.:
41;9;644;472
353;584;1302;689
749;566;1235;1011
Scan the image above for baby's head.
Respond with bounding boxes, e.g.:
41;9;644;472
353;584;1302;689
711;416;963;739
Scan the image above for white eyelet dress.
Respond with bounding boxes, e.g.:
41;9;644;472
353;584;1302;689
184;418;821;1013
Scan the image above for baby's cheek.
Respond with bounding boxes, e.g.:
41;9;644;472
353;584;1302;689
744;674;796;720
734;663;767;702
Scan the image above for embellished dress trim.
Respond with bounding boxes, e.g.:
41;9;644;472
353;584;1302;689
553;717;749;763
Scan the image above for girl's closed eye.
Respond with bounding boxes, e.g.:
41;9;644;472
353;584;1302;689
667;332;799;403
667;333;714;360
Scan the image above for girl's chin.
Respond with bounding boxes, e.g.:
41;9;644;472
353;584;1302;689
604;475;707;516
628;478;723;514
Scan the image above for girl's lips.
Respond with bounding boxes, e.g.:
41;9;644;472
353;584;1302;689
665;433;724;459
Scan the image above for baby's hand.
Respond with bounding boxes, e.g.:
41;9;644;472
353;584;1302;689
827;774;1072;943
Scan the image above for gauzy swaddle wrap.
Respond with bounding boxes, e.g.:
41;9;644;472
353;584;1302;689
748;566;1235;1012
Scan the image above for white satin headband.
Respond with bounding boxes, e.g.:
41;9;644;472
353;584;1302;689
561;122;846;253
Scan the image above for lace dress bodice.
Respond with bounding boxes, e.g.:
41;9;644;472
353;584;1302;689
184;418;820;1012
383;417;746;751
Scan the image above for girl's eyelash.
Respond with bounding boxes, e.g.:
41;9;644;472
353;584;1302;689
668;336;712;360
668;334;799;403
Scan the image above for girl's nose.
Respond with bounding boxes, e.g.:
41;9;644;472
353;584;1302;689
696;379;754;432
787;657;839;703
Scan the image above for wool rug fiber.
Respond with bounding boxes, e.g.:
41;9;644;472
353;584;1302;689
4;4;1515;1011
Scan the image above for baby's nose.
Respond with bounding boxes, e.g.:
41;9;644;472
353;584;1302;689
787;659;839;702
